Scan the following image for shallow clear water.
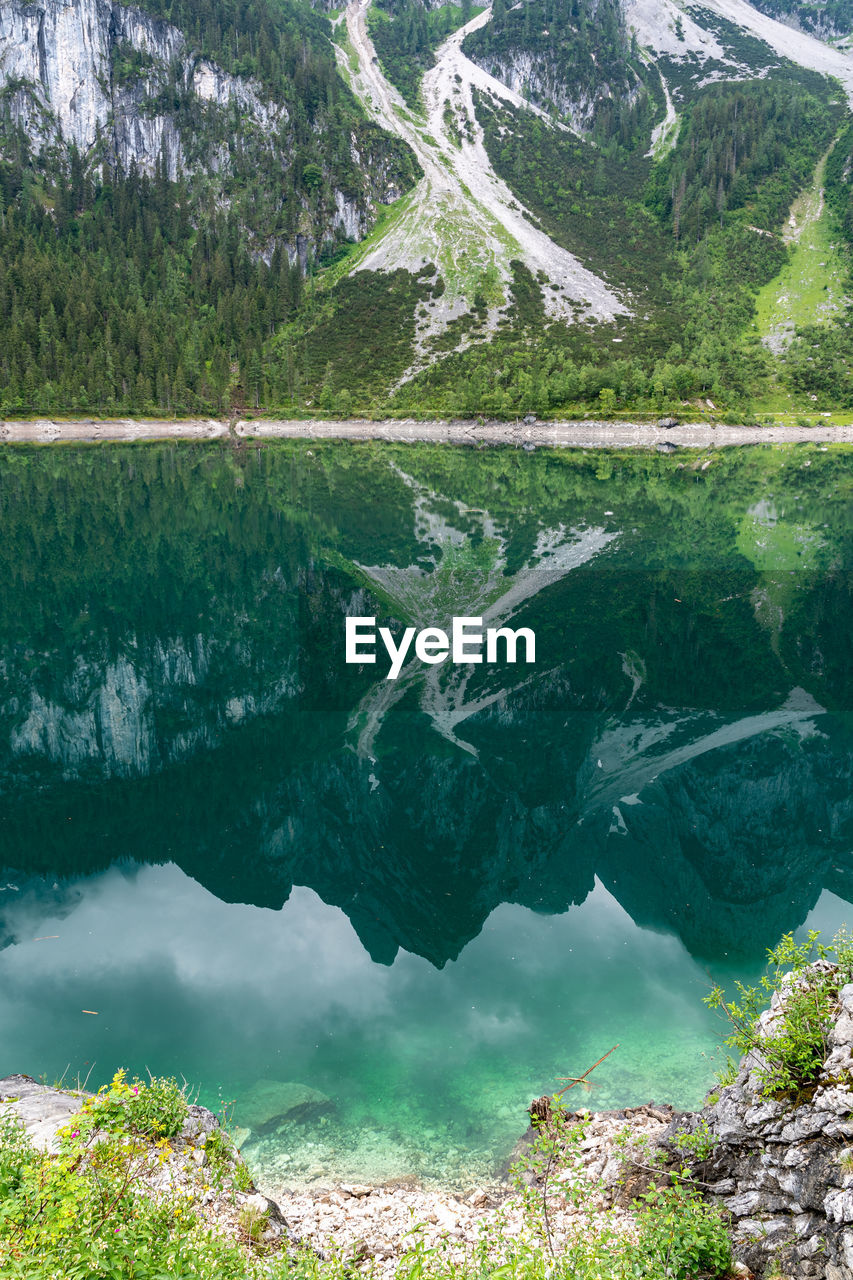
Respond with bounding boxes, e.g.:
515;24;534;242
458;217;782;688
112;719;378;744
0;441;851;1188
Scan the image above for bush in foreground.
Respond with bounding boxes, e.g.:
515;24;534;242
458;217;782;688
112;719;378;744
0;1064;739;1280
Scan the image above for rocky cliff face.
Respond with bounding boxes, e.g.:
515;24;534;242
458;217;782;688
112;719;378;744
0;0;278;173
462;0;646;137
674;972;853;1280
2;632;301;780
466;46;643;136
0;0;411;258
747;0;853;41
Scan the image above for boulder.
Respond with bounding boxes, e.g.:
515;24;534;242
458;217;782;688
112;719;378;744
0;1074;87;1152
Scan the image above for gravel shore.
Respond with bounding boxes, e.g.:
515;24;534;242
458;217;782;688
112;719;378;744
261;1105;675;1275
2;417;853;447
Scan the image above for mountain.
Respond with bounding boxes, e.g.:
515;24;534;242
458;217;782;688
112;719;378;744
0;0;418;255
0;0;852;416
746;0;853;40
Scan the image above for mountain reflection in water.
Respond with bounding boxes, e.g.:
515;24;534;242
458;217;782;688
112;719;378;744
0;441;850;1184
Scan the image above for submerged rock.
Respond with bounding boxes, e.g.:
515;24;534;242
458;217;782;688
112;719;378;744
235;1080;335;1132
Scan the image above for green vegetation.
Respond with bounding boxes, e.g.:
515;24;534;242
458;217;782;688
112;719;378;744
781;323;853;406
73;1069;190;1140
369;0;482;108
706;929;853;1100
0;1063;738;1280
0;1070;266;1279
269;266;439;407
132;0;357;106
509;1098;733;1280
755;147;850;348
776;121;853;407
746;0;853;37
463;0;655;148
0;158;306;415
110;41;156;87
645;80;836;244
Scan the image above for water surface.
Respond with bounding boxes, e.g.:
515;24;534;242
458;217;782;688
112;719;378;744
0;441;850;1187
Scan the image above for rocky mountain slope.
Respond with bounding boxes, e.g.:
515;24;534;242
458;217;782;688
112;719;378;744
462;0;649;138
0;0;418;259
1;0;852;414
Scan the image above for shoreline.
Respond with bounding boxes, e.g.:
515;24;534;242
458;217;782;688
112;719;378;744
1;416;853;447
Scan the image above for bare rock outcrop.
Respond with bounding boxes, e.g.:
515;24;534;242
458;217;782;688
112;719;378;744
666;978;853;1279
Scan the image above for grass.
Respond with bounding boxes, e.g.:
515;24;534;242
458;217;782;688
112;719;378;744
754;145;851;351
314;189;420;291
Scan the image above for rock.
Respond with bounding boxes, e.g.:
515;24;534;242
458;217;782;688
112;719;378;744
655;441;678;453
231;1125;251;1150
522;414;537;425
432;1201;460;1230
234;1080;335;1132
180;1103;219;1145
659;960;853;1279
657;417;679;428
0;1074;86;1153
245;1192;272;1215
340;1183;373;1198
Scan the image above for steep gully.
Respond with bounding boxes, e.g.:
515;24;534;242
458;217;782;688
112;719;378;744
339;0;853;366
337;0;629;365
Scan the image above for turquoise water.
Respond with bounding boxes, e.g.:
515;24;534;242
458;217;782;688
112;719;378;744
0;441;851;1187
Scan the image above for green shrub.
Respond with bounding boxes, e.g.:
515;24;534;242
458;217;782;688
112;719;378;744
705;928;853;1099
73;1068;190;1140
634;1182;733;1279
0;1111;260;1279
502;1095;732;1280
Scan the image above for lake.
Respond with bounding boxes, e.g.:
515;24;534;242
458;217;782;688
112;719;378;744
0;440;850;1188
